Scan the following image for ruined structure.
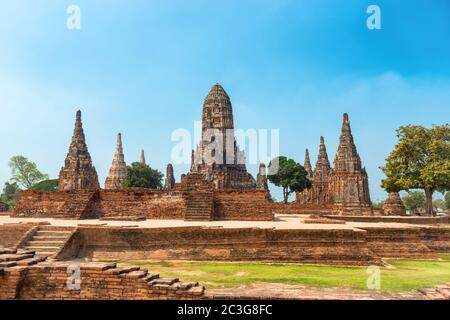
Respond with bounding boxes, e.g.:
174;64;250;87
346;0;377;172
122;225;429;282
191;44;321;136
296;149;314;204
164;164;175;190
0;202;7;212
310;137;331;205
383;191;406;216
188;84;256;190
58;110;100;191
104;133;127;190
328;113;372;214
296;114;372;215
256;163;268;191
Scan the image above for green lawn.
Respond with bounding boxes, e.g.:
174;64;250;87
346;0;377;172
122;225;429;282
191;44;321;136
109;254;450;292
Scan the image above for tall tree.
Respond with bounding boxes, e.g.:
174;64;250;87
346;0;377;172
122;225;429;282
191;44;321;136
8;156;49;190
267;156;311;204
123;162;163;189
381;125;450;215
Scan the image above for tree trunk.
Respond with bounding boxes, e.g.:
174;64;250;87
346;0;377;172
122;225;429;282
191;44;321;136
424;187;434;216
283;187;288;204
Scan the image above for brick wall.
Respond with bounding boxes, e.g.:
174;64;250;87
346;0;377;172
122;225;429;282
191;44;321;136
0;224;35;248
97;190;186;220
213;191;273;221
13;189;274;221
72;226;380;266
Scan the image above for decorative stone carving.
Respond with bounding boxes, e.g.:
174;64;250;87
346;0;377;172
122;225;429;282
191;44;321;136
105;133;127;190
58;110;100;191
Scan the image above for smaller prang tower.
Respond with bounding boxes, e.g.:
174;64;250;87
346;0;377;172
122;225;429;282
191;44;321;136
105;133;127;190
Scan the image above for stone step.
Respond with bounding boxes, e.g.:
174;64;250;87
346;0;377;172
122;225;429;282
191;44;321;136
33;235;69;241
122;270;148;279
0;253;35;262
38;226;74;231
106;267;140;275
144;273;160;282
35;231;72;238
150;278;179;286
23;246;60;252
0;249;17;255
27;240;66;247
0;261;17;268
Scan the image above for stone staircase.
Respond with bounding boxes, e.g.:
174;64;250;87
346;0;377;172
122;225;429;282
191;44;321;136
20;226;74;258
0;248;47;269
185;190;214;221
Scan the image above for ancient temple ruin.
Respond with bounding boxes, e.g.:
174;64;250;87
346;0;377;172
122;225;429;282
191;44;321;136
187;83;257;190
296;114;372;214
164;164;175;190
104;133;127;190
58;110;100;191
328;113;372;213
309;137;332;206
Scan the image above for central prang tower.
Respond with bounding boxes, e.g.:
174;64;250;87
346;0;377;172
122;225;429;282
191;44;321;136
189;83;256;190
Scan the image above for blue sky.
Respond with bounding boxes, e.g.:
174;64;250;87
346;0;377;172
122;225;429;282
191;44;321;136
0;0;449;201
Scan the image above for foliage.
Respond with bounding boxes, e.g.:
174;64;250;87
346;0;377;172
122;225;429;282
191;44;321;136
445;192;450;210
31;179;59;192
123;162;163;189
8;155;49;190
267;156;311;204
432;199;445;210
402;191;426;211
371;200;384;210
0;182;20;209
381;124;450;215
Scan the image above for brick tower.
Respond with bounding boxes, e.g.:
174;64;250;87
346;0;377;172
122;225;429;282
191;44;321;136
190;83;256;190
328;113;371;213
296;149;314;204
309;137;331;205
59;110;100;191
105;133;127;190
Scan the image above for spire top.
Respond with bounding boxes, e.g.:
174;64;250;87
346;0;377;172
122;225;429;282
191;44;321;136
140;149;146;165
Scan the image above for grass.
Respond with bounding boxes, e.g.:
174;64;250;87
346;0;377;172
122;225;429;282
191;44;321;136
106;254;450;292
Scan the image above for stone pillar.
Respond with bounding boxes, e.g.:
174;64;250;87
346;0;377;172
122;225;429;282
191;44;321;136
256;163;268;190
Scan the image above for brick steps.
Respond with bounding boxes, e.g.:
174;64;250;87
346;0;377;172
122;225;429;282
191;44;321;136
0;251;205;300
20;226;74;258
185;191;214;221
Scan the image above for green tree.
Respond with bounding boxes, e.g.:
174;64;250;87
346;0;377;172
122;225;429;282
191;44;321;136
267;156;311;204
31;179;59;192
402;191;426;211
381;124;450;215
9;156;49;190
432;198;445;210
123;162;163;189
445;192;450;210
0;182;19;209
